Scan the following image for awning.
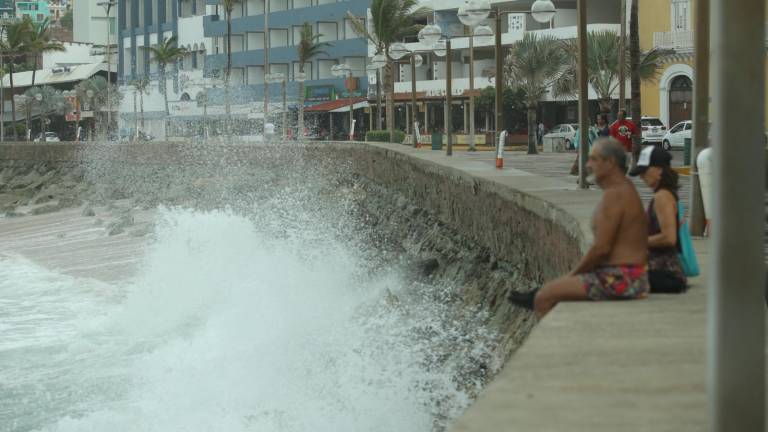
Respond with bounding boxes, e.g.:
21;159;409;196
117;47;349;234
304;97;367;113
330;100;369;113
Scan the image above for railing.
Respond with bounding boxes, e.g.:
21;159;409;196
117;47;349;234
653;30;693;50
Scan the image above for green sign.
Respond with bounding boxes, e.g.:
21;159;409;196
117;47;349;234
305;85;336;102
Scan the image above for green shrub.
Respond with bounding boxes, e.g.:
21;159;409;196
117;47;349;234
365;129;406;144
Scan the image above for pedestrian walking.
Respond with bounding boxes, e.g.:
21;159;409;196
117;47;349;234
609;109;638;154
537;122;545;145
570;114;609;175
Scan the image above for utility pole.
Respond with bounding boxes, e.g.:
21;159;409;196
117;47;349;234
577;0;589;188
618;0;626;113
689;0;709;236
98;1;117;138
263;0;270;117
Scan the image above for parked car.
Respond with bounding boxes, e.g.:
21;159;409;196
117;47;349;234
543;124;579;149
33;132;60;142
638;116;667;145
662;120;692;150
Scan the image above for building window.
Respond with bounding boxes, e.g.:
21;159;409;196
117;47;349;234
293;0;312;9
166;0;173;22
292;25;304;46
247;65;264;84
293;61;312;80
230;34;244;52
231;68;245;85
345;57;365;77
271;0;289;12
344;18;363;39
671;0;690;31
317;59;337;79
269;29;288;48
247;32;264;50
246;0;263;15
317;22;337;42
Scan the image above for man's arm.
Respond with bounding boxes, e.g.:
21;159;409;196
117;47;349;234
569;191;623;275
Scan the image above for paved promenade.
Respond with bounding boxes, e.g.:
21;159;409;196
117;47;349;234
380;145;766;432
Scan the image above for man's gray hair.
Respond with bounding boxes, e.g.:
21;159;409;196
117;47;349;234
594;137;628;173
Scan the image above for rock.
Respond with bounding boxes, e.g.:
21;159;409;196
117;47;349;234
81;206;95;217
421;257;440;277
30;203;63;215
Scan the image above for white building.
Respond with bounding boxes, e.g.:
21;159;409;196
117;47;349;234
73;0;116;48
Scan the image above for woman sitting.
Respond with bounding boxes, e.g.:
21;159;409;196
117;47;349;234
629;146;687;293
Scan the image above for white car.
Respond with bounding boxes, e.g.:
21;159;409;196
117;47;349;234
543;124;579;149
662;120;692;150
639;117;667;145
33;132;60;142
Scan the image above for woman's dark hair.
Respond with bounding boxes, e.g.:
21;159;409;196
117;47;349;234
655;166;679;199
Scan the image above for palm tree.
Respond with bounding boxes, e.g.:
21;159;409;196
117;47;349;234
504;33;568;154
221;0;241;116
25;86;70;136
0;18;33;140
554;30;671;114
28;18;65;86
148;36;187;115
130;77;150;131
348;0;427;141
75;76;122;139
629;0;641;161
296;22;330;139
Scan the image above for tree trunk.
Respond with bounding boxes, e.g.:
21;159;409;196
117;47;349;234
140;91;145;130
527;105;537;154
384;46;394;143
9;63;17;141
298;80;305;140
225;13;232;117
629;0;642;165
162;66;169;115
31;68;36;87
599;98;613;113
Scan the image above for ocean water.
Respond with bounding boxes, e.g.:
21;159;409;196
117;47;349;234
0;207;498;432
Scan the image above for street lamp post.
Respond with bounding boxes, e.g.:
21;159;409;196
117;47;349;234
294;71;307;140
265;72;287;139
332;64;354;140
86;89;95;141
464;0;556;150
97;1;116;139
387;42;426;148
34;92;44;136
370;53;387;131
418;25;455;156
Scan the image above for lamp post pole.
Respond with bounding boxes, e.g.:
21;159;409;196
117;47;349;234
577;0;589;188
281;77;287;139
98;1;116;139
446;39;453;156
410;53;417;147
347;70;353;140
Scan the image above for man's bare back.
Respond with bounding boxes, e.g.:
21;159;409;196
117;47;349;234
593;177;647;267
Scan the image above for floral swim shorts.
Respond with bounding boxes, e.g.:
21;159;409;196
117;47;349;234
579;264;650;300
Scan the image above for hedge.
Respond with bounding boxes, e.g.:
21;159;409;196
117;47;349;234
366;130;406;144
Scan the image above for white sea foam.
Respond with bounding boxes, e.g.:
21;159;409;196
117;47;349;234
0;207;496;432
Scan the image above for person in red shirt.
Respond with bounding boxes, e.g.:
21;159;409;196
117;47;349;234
609;109;638;153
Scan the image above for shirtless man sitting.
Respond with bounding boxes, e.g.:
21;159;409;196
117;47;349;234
509;137;649;317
